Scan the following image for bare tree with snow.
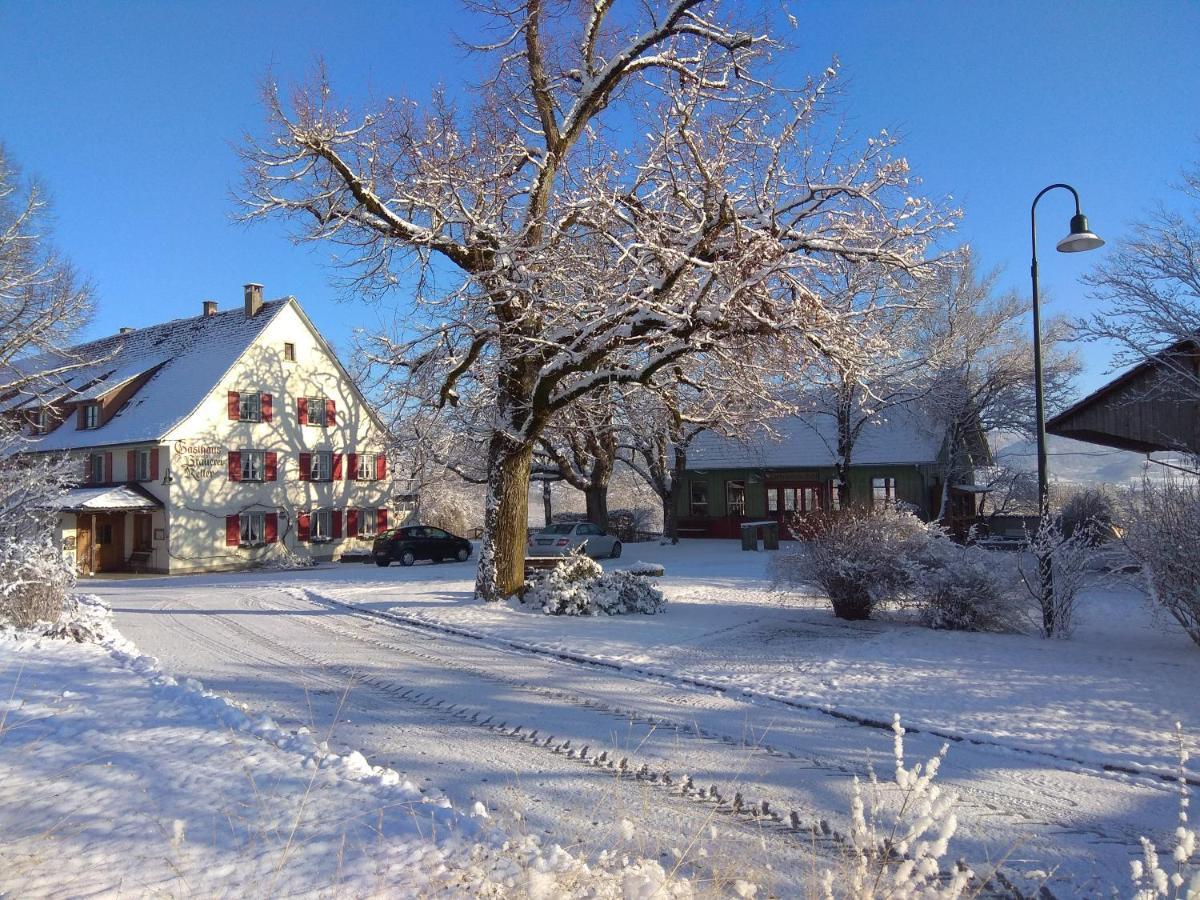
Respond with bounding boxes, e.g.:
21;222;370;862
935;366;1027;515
0;147;95;624
240;1;953;600
1077;156;1200;400
917;250;1079;519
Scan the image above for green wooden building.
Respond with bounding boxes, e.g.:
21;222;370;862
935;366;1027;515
678;407;978;538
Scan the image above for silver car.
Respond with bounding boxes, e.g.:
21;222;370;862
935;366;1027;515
527;522;622;558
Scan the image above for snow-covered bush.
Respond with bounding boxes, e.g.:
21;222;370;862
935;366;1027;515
1060;488;1116;545
1130;724;1198;899
1019;515;1096;639
1124;479;1200;648
0;530;75;628
526;552;665;616
915;543;1024;633
771;507;939;620
820;715;972;898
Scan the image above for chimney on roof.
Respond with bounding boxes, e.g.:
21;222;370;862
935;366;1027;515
119;326;134;334
202;300;218;317
244;283;264;318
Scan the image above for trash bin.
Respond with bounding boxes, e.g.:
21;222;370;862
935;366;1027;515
740;522;759;551
762;521;780;550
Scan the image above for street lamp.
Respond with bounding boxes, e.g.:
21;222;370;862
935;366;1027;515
1030;183;1104;517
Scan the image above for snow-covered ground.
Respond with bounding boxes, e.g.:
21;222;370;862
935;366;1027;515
42;539;1199;895
0;599;697;898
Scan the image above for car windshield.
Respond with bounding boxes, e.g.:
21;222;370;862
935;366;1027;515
540;524;577;535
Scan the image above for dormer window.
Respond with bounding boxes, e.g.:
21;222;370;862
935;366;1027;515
80;403;100;430
34;408;49;434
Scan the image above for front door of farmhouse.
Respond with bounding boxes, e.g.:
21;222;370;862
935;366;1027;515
93;513;125;573
765;481;823;538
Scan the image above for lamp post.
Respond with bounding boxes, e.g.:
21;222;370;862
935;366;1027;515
1029;184;1104;517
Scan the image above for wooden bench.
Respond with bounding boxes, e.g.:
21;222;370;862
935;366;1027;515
524;556;566;578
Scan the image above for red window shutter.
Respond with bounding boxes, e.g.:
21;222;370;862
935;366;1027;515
104;452;112;483
376;455;387;481
297;512;311;542
265;512;278;544
265;451;278;482
347;453;358;482
331;509;343;539
297;397;308;425
226;514;240;546
228;391;240;420
228;451;242;482
332;452;343;481
298;452;311;481
377;508;387;531
261;393;273;422
347;508;359;537
127;450;136;482
151;448;160;481
326;398;336;426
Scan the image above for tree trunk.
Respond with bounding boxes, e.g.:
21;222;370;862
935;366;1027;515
661;489;677;545
475;433;533;602
585;483;609;532
542;478;553;527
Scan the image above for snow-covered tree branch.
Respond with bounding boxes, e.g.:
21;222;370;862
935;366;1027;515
240;1;955;600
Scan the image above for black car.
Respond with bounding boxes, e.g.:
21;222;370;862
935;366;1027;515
373;525;473;567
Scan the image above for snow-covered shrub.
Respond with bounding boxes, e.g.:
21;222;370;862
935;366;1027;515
526;552;665;616
820;715;972;899
1124;479;1200;648
1019;515;1096;639
771;507;940;620
1060;488;1116;545
0;531;75;628
914;542;1024;633
1130;724;1198;899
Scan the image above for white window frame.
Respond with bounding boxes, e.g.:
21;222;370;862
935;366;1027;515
238;392;262;423
872;476;897;509
82;403;100;430
357;453;376;481
726;480;746;517
135;448;153;481
240;449;265;482
310;451;332;482
311;508;332;542
306;397;327;427
239;511;266;546
689;481;709;517
35;408;49;434
358;508;378;537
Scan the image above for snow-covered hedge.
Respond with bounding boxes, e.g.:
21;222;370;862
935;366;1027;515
526;552;666;616
771;507;940;620
1124;479;1200;648
0;531;74;628
916;542;1024;633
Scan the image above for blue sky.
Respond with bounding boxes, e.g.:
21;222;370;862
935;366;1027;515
2;1;1198;399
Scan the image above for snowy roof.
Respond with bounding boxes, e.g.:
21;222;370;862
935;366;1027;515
57;484;162;512
14;300;289;451
688;406;945;470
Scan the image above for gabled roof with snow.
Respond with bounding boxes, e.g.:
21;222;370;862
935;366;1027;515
688;405;945;470
56;484;162;512
14;300;289;451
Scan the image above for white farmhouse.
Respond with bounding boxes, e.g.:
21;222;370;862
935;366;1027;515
16;285;393;574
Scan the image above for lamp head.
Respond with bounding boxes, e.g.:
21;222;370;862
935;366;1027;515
1056;212;1105;253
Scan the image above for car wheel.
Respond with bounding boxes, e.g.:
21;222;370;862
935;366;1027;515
375;558;390;567
610;541;622;559
456;547;470;562
399;549;416;567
